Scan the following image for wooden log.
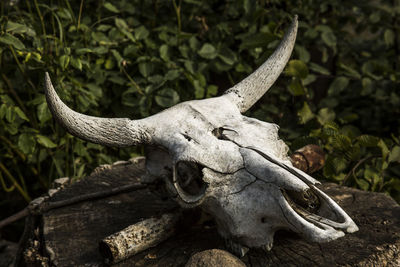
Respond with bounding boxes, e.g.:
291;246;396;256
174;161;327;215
16;157;400;266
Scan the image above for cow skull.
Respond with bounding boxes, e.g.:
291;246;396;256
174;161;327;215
44;16;358;256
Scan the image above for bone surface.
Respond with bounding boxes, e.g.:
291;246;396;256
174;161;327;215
44;15;358;253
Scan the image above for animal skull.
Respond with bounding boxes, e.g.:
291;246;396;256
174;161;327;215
44;16;358;255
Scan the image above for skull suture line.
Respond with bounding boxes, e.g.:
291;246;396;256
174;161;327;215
44;16;358;256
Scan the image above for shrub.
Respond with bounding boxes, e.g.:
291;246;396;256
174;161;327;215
0;0;399;215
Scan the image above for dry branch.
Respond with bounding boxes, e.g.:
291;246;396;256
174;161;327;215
99;212;181;264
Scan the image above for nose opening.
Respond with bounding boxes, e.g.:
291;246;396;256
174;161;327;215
282;185;356;233
283;188;321;214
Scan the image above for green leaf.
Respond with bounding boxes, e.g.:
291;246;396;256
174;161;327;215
6;21;36;37
218;48;237;65
189;37;200;51
103;2;120;13
338;111;358;124
339;64;361;79
139;62;153;77
384;29;395;47
389;146;400;163
76;164;86;178
288;78;306;96
378;139;389;161
155;88;180;108
104;58;114;69
36;135;57;148
317;108;335;124
76;48;93;54
364;167;380;190
332;134;352;150
356;178;370;191
37;102;51;123
198;43;217;59
159;44;169;61
324;155;347;177
59;55;70;70
0;33;25;50
134;26;149;40
328;77;349;96
111;49;123;66
194;80;204;99
239;33;274;50
369;12;380;23
0;104;6;119
18;133;36;154
361;77;373;96
165;70;180;81
285;60;309;79
323;121;340;136
206;85;218;98
295;45;310;63
86;83;103;98
115;18;128;30
321;31;337;47
57;8;73;21
357;135;379;147
297;102;314;124
5;106;15;123
309;63;330;75
70;57;82;70
14;107;29;121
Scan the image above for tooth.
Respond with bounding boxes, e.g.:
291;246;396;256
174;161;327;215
263;242;273;252
224;238;249;257
238;246;249;257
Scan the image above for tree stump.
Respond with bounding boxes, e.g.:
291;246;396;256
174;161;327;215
16;157;400;266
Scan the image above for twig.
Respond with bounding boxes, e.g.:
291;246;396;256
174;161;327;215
0;162;31;202
77;0;84;30
41;183;147;213
341;156;376;186
0;208;29;229
0;182;148;229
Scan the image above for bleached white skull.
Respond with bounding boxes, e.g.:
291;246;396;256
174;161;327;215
44;16;358;256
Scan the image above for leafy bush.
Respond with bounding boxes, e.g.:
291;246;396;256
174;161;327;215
0;0;399;218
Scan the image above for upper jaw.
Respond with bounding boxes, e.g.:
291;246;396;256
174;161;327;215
279;184;358;242
243;146;358;242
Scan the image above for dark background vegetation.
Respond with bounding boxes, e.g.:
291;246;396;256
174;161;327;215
1;0;399;241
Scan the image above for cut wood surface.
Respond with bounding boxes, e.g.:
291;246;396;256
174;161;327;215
18;157;400;266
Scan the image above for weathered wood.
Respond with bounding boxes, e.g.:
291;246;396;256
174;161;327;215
100;212;181;264
18;157;400;266
0;239;18;267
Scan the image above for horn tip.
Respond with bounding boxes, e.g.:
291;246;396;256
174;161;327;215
44;72;52;89
292;15;299;30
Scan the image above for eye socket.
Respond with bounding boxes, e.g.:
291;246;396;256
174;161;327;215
175;161;205;195
173;161;207;204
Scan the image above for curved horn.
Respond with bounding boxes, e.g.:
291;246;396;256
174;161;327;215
224;16;298;113
44;72;152;147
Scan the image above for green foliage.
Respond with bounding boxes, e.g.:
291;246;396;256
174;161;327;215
0;0;399;208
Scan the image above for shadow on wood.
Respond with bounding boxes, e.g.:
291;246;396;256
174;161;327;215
16;157;400;266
